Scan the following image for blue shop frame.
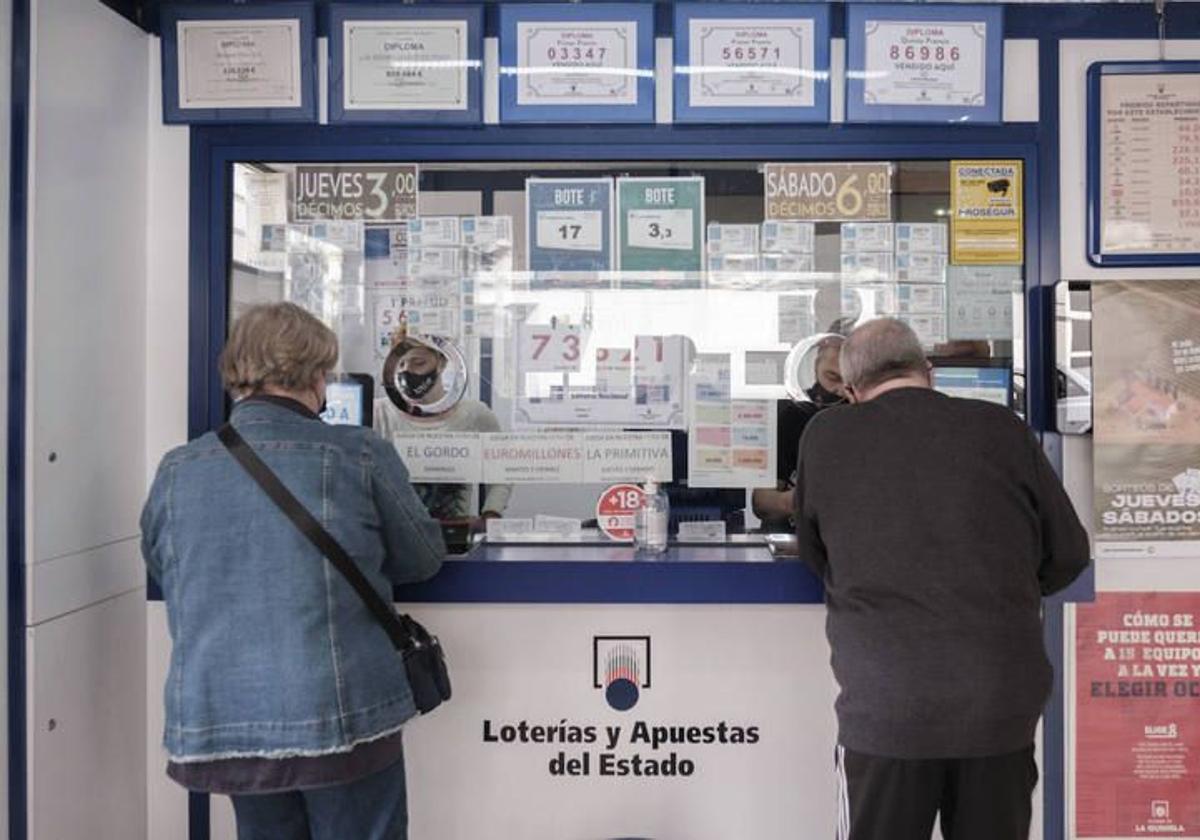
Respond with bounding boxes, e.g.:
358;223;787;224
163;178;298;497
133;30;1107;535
499;3;655;124
160;2;318;124
846;3;1003;124
1086;61;1200;267
328;4;483;126
673;3;831;124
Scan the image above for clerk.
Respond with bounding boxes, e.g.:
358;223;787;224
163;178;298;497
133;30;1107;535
752;334;846;532
374;329;512;522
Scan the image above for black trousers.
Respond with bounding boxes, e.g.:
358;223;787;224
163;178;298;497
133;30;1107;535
835;744;1038;840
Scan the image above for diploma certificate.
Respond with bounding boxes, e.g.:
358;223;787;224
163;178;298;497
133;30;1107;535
178;19;302;109
516;21;640;106
344;20;470;111
688;18;814;108
862;20;987;108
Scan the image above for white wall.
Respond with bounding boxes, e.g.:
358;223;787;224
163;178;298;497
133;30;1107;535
144;34;192;839
0;0;13;830
25;0;148;835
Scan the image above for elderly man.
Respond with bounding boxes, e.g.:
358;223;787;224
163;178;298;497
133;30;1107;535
794;318;1089;840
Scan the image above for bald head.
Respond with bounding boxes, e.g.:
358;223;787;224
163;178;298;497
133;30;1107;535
839;318;930;401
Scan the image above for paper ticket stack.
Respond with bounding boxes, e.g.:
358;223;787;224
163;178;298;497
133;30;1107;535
706;223;762;289
840;222;949;348
894;223;949;348
762;221;818;344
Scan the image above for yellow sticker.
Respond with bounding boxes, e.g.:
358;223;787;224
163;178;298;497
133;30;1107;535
950;160;1023;265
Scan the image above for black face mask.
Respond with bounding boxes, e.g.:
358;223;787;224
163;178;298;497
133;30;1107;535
400;369;439;400
806;382;845;408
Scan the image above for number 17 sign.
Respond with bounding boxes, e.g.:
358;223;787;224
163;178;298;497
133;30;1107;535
526;177;614;272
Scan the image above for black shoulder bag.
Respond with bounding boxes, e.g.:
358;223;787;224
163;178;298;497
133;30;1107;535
217;424;452;714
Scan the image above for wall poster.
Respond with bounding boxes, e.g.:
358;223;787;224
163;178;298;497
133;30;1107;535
1088;62;1200;266
1073;592;1200;838
1093;280;1200;559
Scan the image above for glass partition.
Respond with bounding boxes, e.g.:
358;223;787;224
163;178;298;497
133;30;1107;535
228;158;1025;543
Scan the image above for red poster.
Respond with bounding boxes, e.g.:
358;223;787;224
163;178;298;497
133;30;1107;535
1076;593;1200;837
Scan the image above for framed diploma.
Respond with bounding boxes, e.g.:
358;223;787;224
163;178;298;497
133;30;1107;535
673;3;830;124
160;2;317;124
1088;61;1200;267
845;3;1002;124
329;5;483;125
499;3;655;124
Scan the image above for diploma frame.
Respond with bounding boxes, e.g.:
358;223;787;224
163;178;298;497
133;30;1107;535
845;3;1003;124
673;3;831;124
329;4;483;125
160;2;317;124
499;3;655;124
1087;61;1200;267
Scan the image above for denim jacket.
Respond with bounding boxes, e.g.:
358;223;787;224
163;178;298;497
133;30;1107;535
141;397;446;763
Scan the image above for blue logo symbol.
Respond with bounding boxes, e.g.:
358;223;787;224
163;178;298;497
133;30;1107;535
593;636;651;712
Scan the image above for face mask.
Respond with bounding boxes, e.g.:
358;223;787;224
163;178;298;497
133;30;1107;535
806;382;845;408
400;369;439;400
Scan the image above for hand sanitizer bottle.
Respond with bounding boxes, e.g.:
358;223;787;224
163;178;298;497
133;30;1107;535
634;479;670;555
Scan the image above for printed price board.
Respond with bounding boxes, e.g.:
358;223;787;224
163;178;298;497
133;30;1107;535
1088;62;1200;266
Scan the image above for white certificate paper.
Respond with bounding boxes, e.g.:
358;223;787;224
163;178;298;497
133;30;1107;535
862;20;987;107
178;19;302;109
1099;73;1200;255
688;18;814;108
516;21;639;105
344;20;469;111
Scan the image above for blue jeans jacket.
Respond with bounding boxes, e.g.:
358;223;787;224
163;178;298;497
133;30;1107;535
141;397;446;763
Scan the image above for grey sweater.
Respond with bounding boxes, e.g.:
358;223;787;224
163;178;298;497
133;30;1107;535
794;387;1089;759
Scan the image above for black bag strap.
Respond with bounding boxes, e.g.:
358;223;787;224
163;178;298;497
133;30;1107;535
217;423;413;653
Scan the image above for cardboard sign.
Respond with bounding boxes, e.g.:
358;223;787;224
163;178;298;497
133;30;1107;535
764;163;892;221
291;164;418;222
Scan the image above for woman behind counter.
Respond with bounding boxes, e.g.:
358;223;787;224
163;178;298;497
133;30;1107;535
373;332;512;523
141;302;446;840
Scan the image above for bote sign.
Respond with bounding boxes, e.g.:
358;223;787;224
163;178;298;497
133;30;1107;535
764;162;892;221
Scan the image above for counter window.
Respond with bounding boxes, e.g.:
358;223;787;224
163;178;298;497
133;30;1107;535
227;159;1025;543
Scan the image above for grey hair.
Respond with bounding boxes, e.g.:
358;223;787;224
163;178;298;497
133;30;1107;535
839;318;928;393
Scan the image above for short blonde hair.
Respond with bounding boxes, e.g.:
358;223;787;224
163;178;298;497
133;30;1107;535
219;303;338;399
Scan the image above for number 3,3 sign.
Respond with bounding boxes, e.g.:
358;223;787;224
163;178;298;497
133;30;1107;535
518;323;587;373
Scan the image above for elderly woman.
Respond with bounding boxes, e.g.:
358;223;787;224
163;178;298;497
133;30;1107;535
141;302;445;840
